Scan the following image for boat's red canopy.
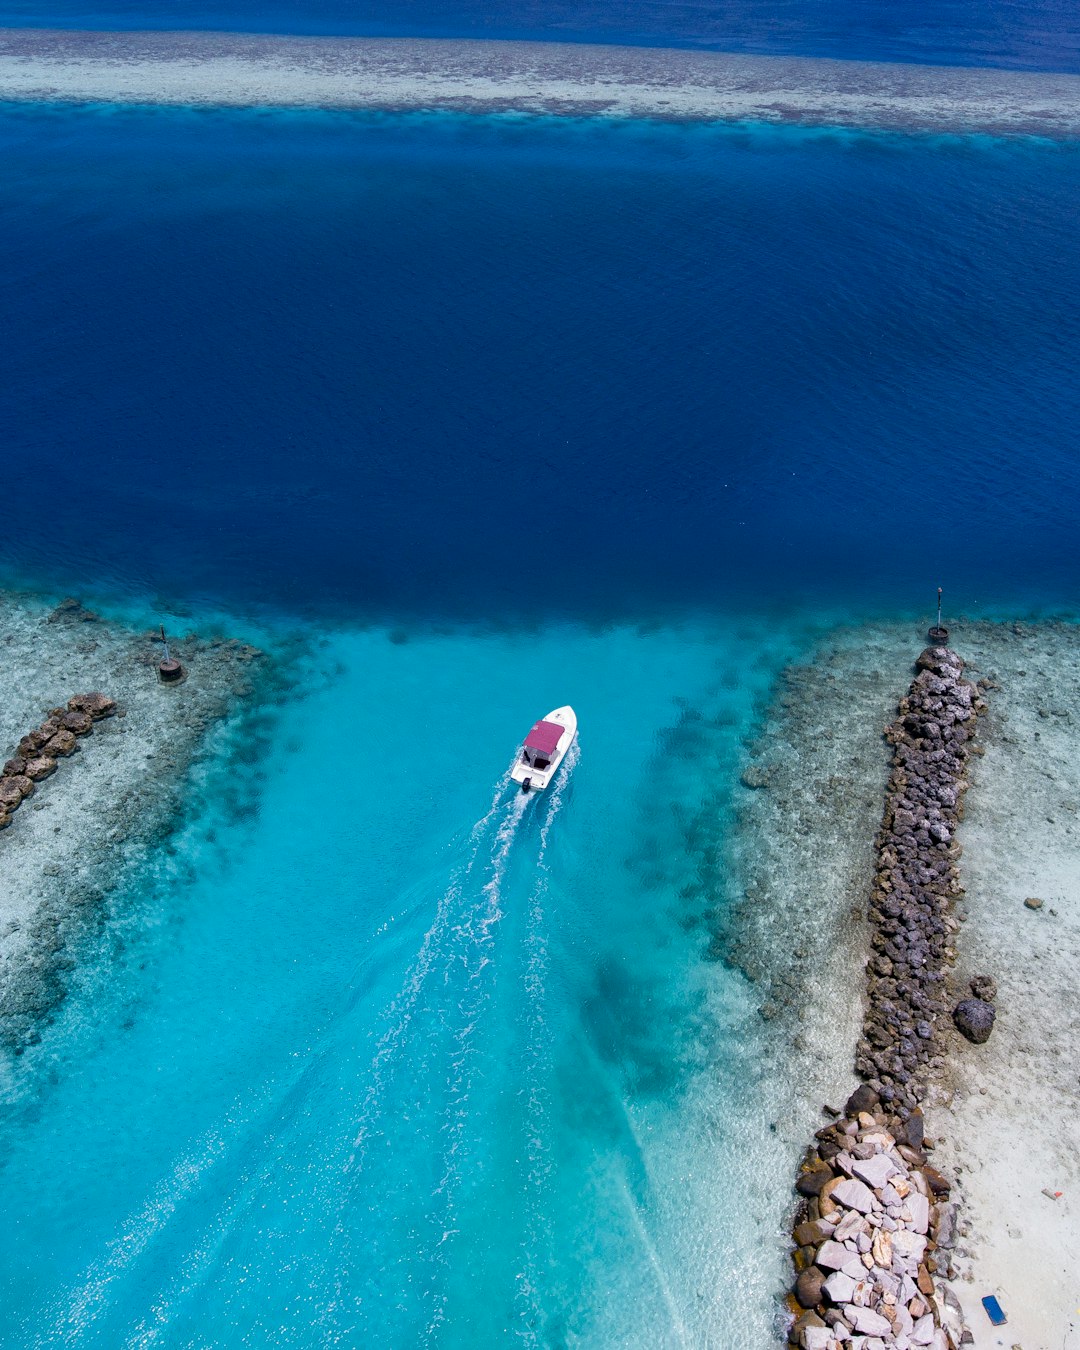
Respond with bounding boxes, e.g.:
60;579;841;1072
525;720;563;754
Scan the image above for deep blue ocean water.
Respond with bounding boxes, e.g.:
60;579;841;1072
2;21;1080;1347
2;109;1079;622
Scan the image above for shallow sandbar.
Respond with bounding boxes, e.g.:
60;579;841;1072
2;29;1080;136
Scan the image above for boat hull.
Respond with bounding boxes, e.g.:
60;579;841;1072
511;705;577;791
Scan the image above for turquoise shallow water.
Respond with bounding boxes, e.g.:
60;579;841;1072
0;616;816;1347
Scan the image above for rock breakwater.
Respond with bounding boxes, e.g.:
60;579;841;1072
855;645;987;1113
789;1085;966;1350
0;591;276;1059
786;642;987;1348
0;692;117;828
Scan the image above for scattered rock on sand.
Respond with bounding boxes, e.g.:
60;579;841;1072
61;710;94;735
953;996;995;1043
23;756;58;781
0;694;114;827
42;730;78;758
1023;895;1044;910
16;728;47;756
67;691;117;720
740;763;771;789
0;776;33;808
969;974;997;1001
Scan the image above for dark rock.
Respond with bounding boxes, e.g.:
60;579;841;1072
17;729;48;756
48;596;100;623
0;775;33;808
43;730;79;758
953;997;995;1044
844;1084;879;1116
793;1220;833;1247
61;710;94;736
970;974;997;1002
895;1107;925;1150
740;764;771;790
24;757;57;782
922;1165;952;1198
796;1167;834;1197
67;692;117;720
3;756;27;776
795;1266;827;1309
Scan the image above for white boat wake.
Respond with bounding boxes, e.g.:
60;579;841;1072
47;752;581;1349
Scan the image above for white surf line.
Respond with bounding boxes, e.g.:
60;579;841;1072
612;1162;696;1350
2;32;1080;137
570;1019;698;1350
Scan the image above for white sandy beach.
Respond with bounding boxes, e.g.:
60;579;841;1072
1;29;1080;135
930;625;1080;1350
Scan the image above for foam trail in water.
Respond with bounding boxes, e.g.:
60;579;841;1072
348;768;514;1159
511;740;579;1342
390;788;528;1339
60;773;519;1349
40;1099;254;1349
320;777;532;1337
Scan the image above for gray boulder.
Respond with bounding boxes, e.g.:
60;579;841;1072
953;997;995;1044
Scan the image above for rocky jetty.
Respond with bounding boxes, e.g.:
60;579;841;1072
855;645;987;1112
788;1085;966;1350
786;643;987;1348
0;692;117;829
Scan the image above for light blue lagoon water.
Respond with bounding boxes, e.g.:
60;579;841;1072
1;618;811;1346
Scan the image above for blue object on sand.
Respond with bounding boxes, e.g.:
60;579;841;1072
982;1295;1007;1326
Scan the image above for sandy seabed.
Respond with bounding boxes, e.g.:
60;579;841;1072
0;591;265;1072
1;29;1080;135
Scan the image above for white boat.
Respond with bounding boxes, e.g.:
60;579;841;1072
511;706;577;793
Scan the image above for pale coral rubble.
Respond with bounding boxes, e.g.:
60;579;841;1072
0;592;264;1062
1;29;1080;136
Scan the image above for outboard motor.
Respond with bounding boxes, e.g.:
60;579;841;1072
521;777;532;794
